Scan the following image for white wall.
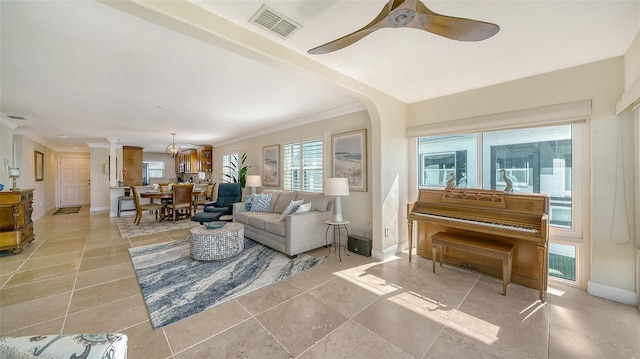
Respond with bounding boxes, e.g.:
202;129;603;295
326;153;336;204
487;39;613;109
90;146;110;212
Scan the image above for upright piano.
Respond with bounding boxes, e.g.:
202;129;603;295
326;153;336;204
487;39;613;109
408;188;549;300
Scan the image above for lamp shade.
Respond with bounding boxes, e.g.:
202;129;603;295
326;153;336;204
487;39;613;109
325;178;349;196
8;168;20;178
246;175;262;187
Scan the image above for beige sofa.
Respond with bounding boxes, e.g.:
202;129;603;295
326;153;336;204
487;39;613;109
233;189;333;256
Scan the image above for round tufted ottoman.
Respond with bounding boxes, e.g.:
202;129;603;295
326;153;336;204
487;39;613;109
189;222;244;260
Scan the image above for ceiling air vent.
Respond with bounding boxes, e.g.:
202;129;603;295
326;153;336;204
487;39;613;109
249;4;301;39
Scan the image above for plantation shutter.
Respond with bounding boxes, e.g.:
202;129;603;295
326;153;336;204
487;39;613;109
283;139;323;192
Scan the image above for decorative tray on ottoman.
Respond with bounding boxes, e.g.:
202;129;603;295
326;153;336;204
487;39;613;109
205;222;226;229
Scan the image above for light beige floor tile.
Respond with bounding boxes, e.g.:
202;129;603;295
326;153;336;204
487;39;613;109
450;292;549;358
256;293;347;357
549;321;640;359
235;280;303;315
549;293;640;352
426;327;535;359
299;319;413;359
353;296;445;358
75;261;135;289
0;292;70;334
0;274;75;307
306;277;379;318
285;265;335;291
174;318;291;359
20;251;83;271
82;243;131;259
164;299;251;353
68;276;142;314
4;263;78;287
79;251;131;272
381;252;431;274
2;317;65;337
121;321;173;359
63;295;149;333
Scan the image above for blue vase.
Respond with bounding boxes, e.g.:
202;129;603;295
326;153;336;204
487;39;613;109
0;184;4;191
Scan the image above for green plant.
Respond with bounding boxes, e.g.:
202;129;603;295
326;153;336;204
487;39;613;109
224;152;254;189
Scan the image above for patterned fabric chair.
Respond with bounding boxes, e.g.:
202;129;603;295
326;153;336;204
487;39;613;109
203;183;242;216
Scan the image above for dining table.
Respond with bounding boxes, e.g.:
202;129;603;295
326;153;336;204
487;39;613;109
140;189;206;222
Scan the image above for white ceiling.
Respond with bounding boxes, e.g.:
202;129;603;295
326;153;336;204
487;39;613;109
2;1;638;152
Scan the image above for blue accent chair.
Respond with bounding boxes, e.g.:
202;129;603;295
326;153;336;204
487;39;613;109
203;182;242;216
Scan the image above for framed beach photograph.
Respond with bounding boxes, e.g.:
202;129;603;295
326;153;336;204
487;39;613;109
34;150;44;181
263;144;280;186
332;129;367;191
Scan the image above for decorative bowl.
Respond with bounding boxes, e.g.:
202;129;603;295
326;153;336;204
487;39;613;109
0;184;4;191
205;222;225;229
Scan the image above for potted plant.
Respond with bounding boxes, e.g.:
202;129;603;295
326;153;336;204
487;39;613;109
224;152;254;189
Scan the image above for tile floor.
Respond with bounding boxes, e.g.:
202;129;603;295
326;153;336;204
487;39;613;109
1;207;639;358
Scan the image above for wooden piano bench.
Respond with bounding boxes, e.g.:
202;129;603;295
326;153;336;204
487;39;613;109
431;231;513;296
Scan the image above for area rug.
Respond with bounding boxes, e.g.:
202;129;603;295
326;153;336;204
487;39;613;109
129;237;323;329
52;206;81;215
117;214;200;238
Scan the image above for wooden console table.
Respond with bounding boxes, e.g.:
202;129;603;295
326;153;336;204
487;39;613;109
0;189;35;254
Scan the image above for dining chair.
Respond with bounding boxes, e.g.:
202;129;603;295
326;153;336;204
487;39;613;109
130;185;163;225
192;183;215;213
167;183;194;223
158;183;170;192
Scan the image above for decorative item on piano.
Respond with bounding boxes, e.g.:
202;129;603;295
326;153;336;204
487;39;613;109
445;173;456;189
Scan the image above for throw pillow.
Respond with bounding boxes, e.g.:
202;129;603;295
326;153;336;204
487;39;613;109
250;193;272;212
278;200;304;221
294;202;312;213
244;194;254;211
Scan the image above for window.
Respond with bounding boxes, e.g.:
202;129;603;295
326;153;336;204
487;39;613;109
144;161;165;179
222;152;238;183
283;139;323;192
417;124;581;282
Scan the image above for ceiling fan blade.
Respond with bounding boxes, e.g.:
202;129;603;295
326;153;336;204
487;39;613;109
415;2;499;41
308;0;405;54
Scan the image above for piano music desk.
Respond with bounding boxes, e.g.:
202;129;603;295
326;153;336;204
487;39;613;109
431;231;513;296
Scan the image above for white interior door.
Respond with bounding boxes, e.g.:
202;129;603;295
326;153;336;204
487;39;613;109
60;157;90;207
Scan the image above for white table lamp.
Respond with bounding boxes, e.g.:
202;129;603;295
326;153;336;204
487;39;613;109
325;177;349;222
246;175;262;194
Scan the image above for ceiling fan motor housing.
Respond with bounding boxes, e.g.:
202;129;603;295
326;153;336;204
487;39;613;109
389;9;415;27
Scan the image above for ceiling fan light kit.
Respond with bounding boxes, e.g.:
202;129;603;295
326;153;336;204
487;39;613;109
308;0;500;54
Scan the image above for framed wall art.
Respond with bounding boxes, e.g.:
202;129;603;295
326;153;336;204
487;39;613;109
332;129;367;192
34;150;44;181
262;144;280;186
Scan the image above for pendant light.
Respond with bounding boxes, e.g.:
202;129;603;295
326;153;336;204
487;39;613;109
166;133;181;158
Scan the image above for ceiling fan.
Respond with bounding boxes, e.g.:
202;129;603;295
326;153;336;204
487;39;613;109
308;0;500;54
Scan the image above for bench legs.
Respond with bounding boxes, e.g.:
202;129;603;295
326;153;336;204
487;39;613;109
432;244;512;296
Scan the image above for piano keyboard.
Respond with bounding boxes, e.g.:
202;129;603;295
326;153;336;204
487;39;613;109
413;212;539;234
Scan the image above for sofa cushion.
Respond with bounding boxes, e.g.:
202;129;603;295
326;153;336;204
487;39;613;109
296;191;329;211
250;193;271;212
264;218;286;237
262;190;281;213
234;210;251;224
248;213;280;230
278;200;304;221
273;191;297;213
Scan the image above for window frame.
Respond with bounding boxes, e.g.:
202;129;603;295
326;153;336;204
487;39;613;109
283;137;324;192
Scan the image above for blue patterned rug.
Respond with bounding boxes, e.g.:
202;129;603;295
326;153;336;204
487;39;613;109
128;238;323;329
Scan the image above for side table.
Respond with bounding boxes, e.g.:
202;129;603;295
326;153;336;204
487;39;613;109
325;220;350;261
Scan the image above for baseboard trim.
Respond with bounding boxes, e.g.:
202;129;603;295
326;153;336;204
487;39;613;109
588;280;638;306
372;244;398;261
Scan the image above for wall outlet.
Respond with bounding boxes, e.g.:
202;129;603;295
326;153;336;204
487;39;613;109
384;226;390;237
